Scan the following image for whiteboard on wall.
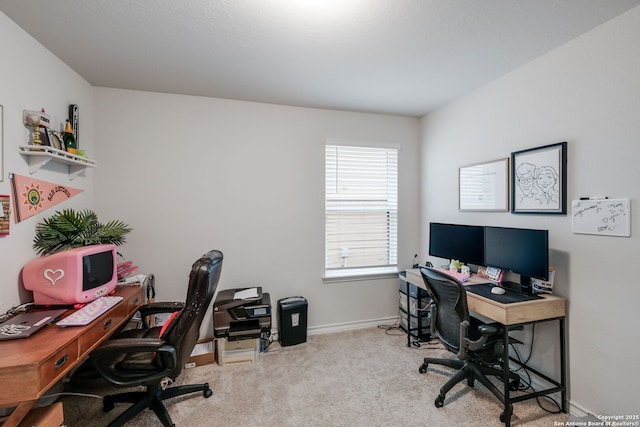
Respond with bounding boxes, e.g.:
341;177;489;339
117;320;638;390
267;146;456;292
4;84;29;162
571;198;630;237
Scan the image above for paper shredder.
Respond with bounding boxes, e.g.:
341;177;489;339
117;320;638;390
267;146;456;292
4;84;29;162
277;296;308;346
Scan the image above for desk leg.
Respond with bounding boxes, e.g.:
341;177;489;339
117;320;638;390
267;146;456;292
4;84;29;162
560;317;567;413
406;290;411;347
502;327;513;426
2;400;36;427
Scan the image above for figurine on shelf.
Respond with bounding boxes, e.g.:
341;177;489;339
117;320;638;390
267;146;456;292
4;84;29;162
23;108;50;146
63;120;78;155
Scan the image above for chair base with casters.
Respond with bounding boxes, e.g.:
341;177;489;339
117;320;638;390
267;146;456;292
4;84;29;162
418;266;525;424
419;354;521;422
102;382;212;427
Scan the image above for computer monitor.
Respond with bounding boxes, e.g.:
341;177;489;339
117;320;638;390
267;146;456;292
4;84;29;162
484;226;549;293
428;223;484;266
22;244;118;305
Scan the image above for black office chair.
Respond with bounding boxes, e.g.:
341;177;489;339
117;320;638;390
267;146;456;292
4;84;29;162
85;250;223;427
418;267;520;422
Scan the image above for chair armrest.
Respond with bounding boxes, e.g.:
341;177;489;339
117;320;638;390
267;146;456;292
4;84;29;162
91;337;166;357
90;338;177;386
463;320;492;354
429;302;437;338
137;302;184;328
477;323;501;336
138;301;184;317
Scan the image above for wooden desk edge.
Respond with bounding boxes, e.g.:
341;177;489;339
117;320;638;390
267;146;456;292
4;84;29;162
0;286;143;426
404;269;566;325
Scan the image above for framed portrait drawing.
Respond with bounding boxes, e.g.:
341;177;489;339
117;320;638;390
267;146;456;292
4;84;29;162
459;158;509;211
511;142;567;214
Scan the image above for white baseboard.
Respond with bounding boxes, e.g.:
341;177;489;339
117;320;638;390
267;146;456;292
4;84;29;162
307;316;398;336
567;401;592;418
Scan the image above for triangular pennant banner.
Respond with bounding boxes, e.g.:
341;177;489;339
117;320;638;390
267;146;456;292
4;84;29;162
9;173;83;223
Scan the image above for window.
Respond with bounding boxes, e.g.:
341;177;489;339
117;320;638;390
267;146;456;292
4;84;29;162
325;144;398;280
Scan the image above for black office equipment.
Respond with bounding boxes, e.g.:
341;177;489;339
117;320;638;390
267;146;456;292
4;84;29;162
278;296;308;346
418;267;521;422
484;226;549;294
429;222;484;266
213;287;272;341
75;250;223;427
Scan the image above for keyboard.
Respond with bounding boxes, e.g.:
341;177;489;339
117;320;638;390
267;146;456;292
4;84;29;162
57;296;124;326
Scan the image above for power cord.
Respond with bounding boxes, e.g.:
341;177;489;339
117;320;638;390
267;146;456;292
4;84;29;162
0;302;35;322
494;323;562;414
377;311;404;336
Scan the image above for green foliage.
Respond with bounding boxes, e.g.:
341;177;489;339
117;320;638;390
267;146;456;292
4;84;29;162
33;209;132;256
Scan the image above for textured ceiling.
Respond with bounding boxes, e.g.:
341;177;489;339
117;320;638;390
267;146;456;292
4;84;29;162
1;0;639;117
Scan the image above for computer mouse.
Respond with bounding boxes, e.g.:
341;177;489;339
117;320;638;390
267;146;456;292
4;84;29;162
491;286;506;295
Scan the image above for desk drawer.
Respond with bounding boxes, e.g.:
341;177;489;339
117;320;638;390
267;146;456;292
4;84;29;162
126;288;143;312
39;341;78;390
78;304;127;354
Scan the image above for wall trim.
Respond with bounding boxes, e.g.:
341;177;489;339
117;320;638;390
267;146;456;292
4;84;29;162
308;316;398;336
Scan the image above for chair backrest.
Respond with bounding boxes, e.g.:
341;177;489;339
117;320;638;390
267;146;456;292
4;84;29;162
163;250;223;377
420;267;470;353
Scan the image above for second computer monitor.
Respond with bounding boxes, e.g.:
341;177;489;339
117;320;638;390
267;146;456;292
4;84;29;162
484;226;549;290
428;222;484;266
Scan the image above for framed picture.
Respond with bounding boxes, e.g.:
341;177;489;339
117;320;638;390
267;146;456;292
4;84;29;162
459;158;509;211
511;142;567;214
1;194;9;235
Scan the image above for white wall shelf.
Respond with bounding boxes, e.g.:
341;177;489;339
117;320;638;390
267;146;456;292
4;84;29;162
19;145;96;180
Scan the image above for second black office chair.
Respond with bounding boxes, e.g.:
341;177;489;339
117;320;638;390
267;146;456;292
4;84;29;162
84;249;223;427
418;267;521;422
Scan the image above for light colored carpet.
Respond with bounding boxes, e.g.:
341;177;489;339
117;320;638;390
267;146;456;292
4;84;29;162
61;327;569;426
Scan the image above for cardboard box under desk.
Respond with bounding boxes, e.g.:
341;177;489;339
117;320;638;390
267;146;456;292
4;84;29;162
17;401;64;427
185;339;215;368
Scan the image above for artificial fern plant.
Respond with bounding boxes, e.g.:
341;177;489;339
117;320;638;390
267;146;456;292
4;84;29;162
33;208;132;256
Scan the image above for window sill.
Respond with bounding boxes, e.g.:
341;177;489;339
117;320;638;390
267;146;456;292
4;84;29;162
323;268;399;284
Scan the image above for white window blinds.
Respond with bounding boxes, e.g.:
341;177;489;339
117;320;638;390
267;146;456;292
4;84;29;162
325;144;398;277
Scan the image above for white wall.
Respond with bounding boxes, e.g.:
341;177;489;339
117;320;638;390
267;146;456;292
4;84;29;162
0;12;95;313
92;89;420;335
420;6;640;416
4;4;638;416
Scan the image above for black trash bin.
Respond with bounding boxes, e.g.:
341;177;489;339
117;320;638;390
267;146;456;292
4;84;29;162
277;297;308;346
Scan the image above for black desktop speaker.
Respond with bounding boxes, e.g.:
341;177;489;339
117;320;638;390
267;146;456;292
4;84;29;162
277;296;308;347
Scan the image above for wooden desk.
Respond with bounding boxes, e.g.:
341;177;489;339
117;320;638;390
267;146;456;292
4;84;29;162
405;269;566;325
405;269;567;426
0;286;144;427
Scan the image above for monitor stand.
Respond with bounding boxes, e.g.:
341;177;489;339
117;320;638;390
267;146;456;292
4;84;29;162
502;277;534;295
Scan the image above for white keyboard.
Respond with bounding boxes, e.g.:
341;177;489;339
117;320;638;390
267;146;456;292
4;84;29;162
57;296;123;326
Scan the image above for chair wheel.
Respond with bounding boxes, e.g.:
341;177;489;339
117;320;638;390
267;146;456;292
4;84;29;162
434;394;445;408
467;377;475;387
500;411;511;423
419;363;428;374
203;383;213;398
103;397;114;413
